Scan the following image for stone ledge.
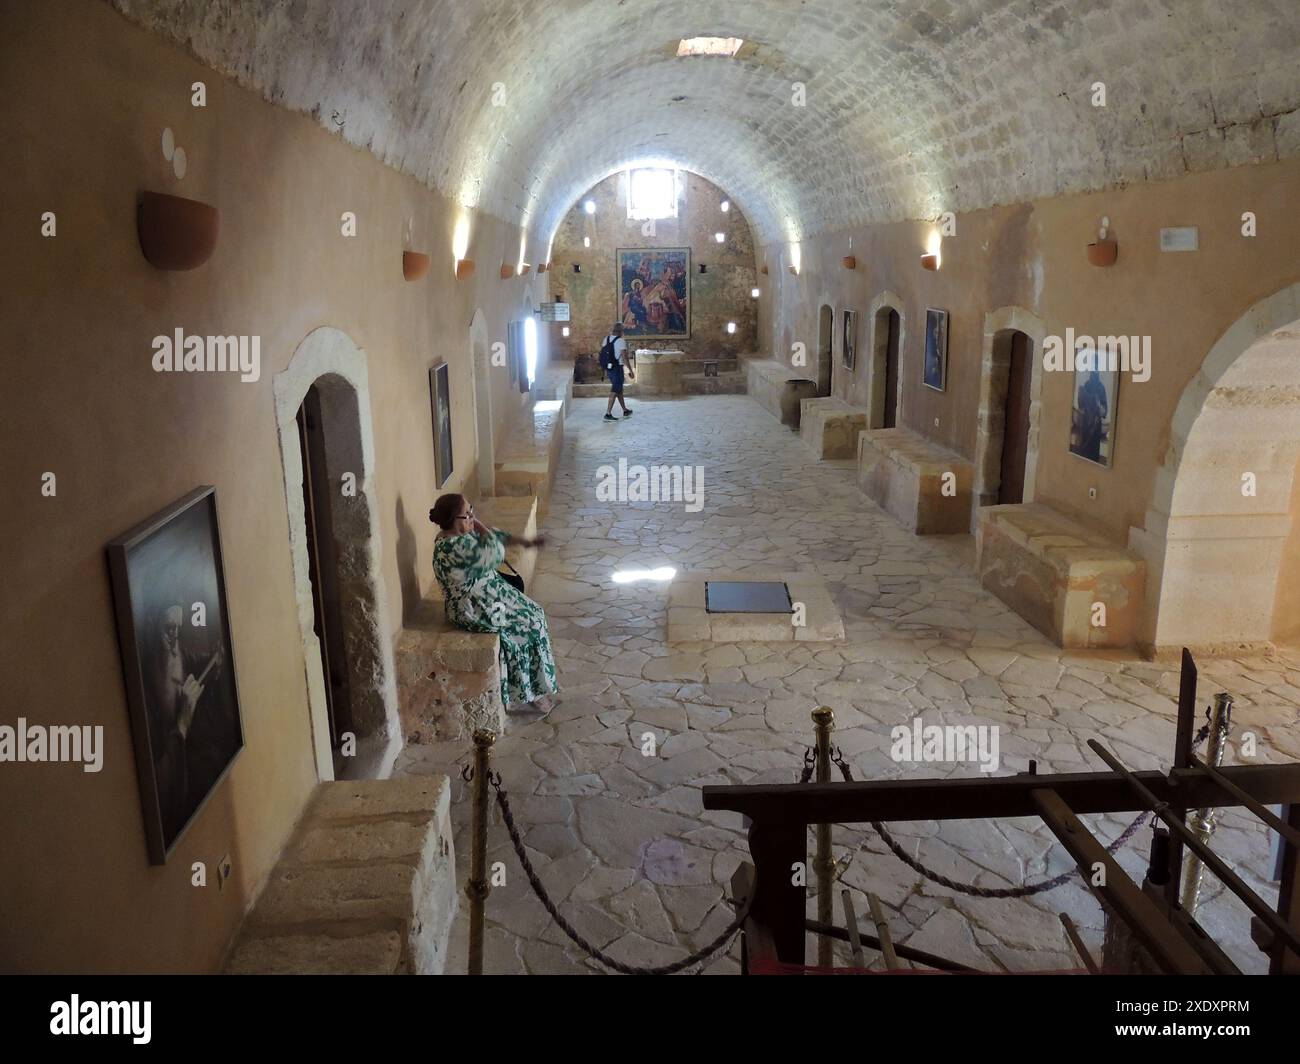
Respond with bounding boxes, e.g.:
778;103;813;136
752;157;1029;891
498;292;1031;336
977;502;1145;649
858;426;974;534
225;776;457;974
800;396;870;459
495;401;564;519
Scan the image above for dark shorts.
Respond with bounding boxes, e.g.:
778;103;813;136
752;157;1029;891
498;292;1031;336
607;365;625;394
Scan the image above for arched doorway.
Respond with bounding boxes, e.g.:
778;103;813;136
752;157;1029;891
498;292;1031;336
1131;283;1300;652
867;291;906;430
469;309;494;496
273;327;401;781
974;307;1047;511
817;303;834;396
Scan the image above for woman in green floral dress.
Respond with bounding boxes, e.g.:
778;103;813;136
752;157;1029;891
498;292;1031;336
430;494;559;711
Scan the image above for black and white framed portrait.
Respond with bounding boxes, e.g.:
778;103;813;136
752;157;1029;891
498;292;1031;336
107;486;244;864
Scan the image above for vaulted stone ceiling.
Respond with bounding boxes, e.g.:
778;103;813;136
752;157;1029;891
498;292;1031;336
111;0;1300;246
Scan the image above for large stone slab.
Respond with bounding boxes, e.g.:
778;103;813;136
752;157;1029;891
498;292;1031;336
858;426;974;534
976;503;1145;649
800;396;869;459
227;776;457;974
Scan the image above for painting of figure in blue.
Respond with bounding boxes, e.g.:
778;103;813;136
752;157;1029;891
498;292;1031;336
617;248;690;339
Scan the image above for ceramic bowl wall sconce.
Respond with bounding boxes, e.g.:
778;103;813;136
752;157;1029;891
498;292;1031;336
137;191;219;271
787;265;799;275
500;263;515;279
760;264;769;275
455;259;476;280
920;253;939;271
402;251;430;281
842;255;856;270
1087;217;1118;266
518;263;531;275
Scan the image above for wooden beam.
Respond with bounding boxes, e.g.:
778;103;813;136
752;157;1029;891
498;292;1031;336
1031;788;1212;975
702;764;1300;824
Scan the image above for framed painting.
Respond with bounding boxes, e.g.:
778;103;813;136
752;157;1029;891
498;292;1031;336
616;247;690;339
107;486;245;864
923;307;948;392
430;361;454;488
842;309;857;370
1069;352;1119;467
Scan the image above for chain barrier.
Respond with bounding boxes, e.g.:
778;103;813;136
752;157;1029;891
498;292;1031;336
818;719;1211;901
489;776;751;975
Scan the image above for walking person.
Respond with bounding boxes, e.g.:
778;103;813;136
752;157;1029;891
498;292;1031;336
429;494;559;713
599;323;634;421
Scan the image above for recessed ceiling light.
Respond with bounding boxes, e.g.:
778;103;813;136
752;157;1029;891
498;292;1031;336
677;37;744;57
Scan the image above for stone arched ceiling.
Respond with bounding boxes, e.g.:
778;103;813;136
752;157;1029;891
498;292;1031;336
111;0;1300;246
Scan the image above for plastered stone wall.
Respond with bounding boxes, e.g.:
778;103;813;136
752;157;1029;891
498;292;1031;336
549;171;758;360
0;0;547;973
111;0;1300;247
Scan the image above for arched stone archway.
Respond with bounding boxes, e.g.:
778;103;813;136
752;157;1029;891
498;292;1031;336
1129;283;1300;652
866;290;907;430
273;326;401;781
468;308;494;496
973;306;1048;510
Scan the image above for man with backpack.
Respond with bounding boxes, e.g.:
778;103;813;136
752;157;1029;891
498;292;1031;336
598;323;634;421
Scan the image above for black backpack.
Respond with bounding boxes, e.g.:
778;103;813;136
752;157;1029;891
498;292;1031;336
598;335;618;371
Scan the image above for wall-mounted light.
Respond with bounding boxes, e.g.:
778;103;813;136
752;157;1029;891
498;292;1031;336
517;263;532;275
1087;216;1118;267
714;232;725;244
842;255;856;270
760;264;769;275
137;191;219;271
455;259;476;280
720;200;730;213
584;200;596;215
751;287;760;298
921;228;942;271
402;251;430;281
572;263;582;273
583;236;591;248
726;322;737;334
500;264;515;279
562;326;570;337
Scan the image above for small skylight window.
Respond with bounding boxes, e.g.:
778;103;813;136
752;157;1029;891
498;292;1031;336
677;37;744;58
627;168;678;221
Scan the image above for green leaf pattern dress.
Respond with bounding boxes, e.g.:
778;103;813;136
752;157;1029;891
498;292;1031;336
433;529;559;707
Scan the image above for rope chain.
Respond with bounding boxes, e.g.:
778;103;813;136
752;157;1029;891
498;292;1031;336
819;720;1210;900
490;779;750;975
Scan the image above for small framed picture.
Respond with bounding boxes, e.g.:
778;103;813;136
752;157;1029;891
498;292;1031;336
107;487;245;864
923;308;947;391
429;361;454;488
842;309;857;371
1069;352;1119;467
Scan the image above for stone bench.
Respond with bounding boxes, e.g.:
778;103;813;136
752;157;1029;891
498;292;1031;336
476;495;540;590
858;427;974;534
800;396;870;459
744;357;819;429
976;503;1146;649
225;777;457;974
394;596;504;741
495;399;564;519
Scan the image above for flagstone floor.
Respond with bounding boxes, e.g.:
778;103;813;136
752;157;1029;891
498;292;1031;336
394;393;1300;975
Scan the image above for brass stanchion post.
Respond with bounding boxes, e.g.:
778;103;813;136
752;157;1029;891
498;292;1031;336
1180;693;1233;913
466;728;497;976
812;707;835;968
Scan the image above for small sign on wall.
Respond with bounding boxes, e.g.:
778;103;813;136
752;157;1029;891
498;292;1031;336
538;302;571;322
1160;226;1199;252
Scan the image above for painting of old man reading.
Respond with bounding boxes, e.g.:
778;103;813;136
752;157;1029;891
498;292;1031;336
617;248;690;339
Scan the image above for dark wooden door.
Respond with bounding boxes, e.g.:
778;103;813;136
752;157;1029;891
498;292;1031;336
883;309;900;429
998;331;1032;505
296;385;353;752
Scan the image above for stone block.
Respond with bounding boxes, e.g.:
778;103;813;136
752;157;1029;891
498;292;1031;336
799;396;869;459
858;427;974;534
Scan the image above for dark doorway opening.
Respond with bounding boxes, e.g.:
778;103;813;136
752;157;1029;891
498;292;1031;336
881;308;900;429
296;383;353;770
998;330;1033;505
817;304;834;397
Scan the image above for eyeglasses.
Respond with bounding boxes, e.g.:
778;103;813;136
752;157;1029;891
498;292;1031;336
456;507;474;521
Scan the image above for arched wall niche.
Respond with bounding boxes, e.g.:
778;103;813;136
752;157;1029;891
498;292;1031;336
272;326;402;781
1129;283;1300;652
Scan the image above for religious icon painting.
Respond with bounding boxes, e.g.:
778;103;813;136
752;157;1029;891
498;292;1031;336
923;308;948;392
430;361;454;488
107;486;245;864
842;309;857;370
1069;350;1120;467
616;247;691;339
